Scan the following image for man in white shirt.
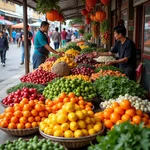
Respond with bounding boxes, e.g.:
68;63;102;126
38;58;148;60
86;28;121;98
52;27;61;50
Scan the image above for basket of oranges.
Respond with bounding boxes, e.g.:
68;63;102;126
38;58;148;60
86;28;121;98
0;98;48;136
39;100;105;148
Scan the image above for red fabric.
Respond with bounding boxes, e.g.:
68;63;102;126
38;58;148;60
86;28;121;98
61;31;67;40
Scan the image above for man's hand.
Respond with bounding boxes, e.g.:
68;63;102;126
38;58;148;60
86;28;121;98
106;61;115;65
57;52;64;57
87;52;98;58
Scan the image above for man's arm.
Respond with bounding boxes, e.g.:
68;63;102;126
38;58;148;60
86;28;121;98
108;57;128;65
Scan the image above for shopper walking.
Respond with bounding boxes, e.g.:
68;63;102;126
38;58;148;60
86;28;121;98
33;21;63;69
18;25;33;65
12;29;16;44
0;31;9;67
61;28;67;47
66;30;72;42
52;27;61;50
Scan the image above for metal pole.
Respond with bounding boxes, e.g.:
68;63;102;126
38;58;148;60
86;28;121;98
23;0;29;74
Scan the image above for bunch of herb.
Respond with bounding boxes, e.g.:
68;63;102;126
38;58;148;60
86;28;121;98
80;47;95;54
85;42;97;48
6;83;45;94
93;76;148;100
88;122;150;150
65;43;81;51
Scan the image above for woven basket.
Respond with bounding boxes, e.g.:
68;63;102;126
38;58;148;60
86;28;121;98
39;125;105;148
0;100;8;108
0;127;39;136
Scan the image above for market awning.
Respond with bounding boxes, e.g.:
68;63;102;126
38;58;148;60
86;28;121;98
30;21;41;27
11;22;24;28
0;19;14;25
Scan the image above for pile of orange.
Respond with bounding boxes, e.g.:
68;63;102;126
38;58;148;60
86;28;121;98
0;98;48;129
45;92;94;114
40;101;103;138
95;100;150;130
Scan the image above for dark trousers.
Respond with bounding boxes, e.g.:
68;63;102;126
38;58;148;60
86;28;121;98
32;53;46;69
54;42;59;50
0;50;6;63
13;38;15;44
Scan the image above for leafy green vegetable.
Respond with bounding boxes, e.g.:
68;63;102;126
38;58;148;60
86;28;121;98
80;47;95;54
65;43;81;51
94;65;124;73
93;76;148;100
85;42;97;48
88;122;150;150
84;33;92;41
6;83;45;94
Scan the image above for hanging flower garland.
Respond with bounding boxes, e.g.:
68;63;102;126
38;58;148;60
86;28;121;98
100;20;111;44
91;21;100;38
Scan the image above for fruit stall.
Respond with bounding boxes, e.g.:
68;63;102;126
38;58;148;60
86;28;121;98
0;0;150;150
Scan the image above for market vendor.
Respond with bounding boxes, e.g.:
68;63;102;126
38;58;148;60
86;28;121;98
90;26;137;80
32;21;63;69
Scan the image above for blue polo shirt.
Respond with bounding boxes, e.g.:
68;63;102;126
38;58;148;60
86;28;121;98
34;30;49;56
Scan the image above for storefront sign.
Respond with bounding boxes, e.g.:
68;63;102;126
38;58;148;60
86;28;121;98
133;0;148;6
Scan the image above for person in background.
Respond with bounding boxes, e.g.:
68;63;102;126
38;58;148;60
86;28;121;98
0;31;9;67
74;30;79;38
33;21;63;69
52;27;61;50
66;30;72;43
61;28;67;47
90;26;136;80
12;29;16;44
18;25;33;65
71;33;77;42
16;30;21;45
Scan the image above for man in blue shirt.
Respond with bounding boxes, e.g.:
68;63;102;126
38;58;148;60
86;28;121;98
12;29;16;44
33;21;63;69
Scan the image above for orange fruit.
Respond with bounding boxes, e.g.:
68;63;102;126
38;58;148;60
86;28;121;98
23;110;31;117
142;118;148;125
45;99;50;105
8;123;16;129
0;120;8;128
39;112;45;117
44;111;49;117
35;104;45;111
14;110;23;118
114;107;124;115
110;112;121;123
97;112;104;121
111;102;120;108
125;109;136;117
57;103;63;109
48;101;54;107
0;113;5;119
23;104;32;111
116;120;124;125
143;114;149;119
19;117;27;124
31;109;38;117
21;98;29;104
78;100;84;105
68;92;75;98
14;105;22;111
5;112;13;120
35;116;41;122
121;114;131;121
63;97;70;103
80;105;85;109
17;123;25;129
52;105;58;111
29;100;35;107
104;120;113;129
85;107;92;111
132;115;142;124
59;92;67;99
46;106;52;113
28;116;35;123
5;107;14;113
70;97;76;103
10;116;18;123
120;100;131;110
103;110;112;119
31;122;38;128
25;122;32;129
136;109;143;116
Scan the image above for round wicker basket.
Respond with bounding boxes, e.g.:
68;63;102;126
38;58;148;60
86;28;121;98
0;127;39;136
39;125;105;148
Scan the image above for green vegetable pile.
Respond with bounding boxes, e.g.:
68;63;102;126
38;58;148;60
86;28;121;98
85;42;97;48
94;65;124;73
6;83;45;94
80;47;95;54
43;78;97;100
93;76;148;100
0;136;65;150
88;122;150;150
96;48;107;52
65;42;81;51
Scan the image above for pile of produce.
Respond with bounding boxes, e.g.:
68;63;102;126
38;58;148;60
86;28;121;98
80;47;95;54
2;87;45;106
65;43;81;51
20;68;58;84
38;61;54;72
95;100;150;129
43;78;97;100
75;54;96;65
6;83;45;94
94;63;105;68
100;94;150;113
45;92;94;113
45;56;57;62
0;136;65;150
65;75;91;82
0;99;48;129
91;70;126;81
91;22;99;38
85;42;97;48
94;65;124;73
40;101;103;137
88;122;150;150
93;56;115;63
65;49;80;57
79;45;89;50
54;56;77;68
93;76;148;100
71;66;94;76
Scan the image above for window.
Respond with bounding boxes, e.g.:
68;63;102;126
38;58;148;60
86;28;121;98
143;4;150;55
121;9;128;29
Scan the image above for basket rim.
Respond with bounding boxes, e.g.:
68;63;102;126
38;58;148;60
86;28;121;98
0;100;9;108
0;126;39;131
39;124;105;141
